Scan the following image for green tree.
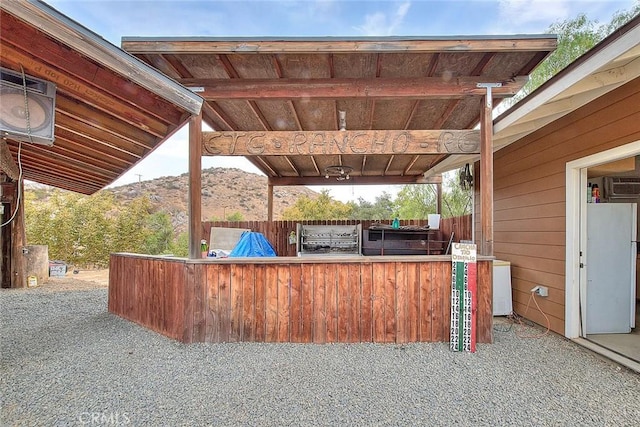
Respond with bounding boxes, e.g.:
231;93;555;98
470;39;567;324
144;211;174;255
604;3;640;34
441;171;472;218
510;3;640;104
25;189;163;267
25;190;119;267
394;185;437;219
169;232;189;257
25;189;75;261
281;190;353;220
70;191;116;266
226;211;244;221
111;195;153;255
350;192;395;220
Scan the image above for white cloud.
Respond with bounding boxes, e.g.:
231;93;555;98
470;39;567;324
490;0;636;36
498;0;572;31
355;1;411;36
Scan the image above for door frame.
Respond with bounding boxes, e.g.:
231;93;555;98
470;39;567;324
565;140;640;338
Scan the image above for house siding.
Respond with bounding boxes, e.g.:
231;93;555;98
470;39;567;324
492;77;640;335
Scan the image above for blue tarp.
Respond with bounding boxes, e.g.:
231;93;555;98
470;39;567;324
229;231;277;257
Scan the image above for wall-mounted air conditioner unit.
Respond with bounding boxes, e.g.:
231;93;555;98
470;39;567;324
604;176;640;199
0;67;56;146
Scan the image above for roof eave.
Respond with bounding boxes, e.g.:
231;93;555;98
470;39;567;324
493;15;640;141
425;16;640;178
1;0;203;116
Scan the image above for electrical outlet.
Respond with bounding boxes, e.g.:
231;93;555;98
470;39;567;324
531;285;548;297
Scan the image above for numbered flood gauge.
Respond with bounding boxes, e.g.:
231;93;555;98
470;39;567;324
450;242;477;352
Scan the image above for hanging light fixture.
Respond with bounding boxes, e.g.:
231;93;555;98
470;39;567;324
324;165;353;181
459;163;473;190
338;110;347;131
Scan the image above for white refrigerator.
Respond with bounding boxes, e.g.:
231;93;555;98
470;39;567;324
586;203;637;334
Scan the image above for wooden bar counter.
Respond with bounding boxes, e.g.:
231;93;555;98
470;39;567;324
109;253;493;344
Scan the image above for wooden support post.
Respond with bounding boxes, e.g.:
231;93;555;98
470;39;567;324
188;113;203;259
10;179;26;287
479;88;495;256
1;139;20;180
436;182;442;215
267;180;274;222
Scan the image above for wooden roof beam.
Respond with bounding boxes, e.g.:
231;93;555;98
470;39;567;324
269;174;442;186
202;129;481;156
201;102;236;131
24;170;102;194
433;100;462;129
0;45;170;138
0;13;186;126
9;148;119;182
122;36;557;54
253;156;279;176
55;95;158;148
182;76;528;100
283;156;300;176
384;155;394;175
403;155;420;175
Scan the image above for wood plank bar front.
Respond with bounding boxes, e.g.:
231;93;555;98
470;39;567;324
109;253;493;345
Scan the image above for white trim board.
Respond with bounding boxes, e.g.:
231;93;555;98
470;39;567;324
573;338;640;373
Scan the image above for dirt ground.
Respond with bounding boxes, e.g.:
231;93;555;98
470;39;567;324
38;269;109;291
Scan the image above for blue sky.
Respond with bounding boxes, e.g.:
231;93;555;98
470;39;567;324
45;0;637;201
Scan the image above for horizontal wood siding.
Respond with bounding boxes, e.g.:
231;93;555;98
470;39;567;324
109;254;492;344
203;216;472;256
492;77;640;335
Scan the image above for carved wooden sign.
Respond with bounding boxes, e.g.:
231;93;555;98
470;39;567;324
202;130;480;156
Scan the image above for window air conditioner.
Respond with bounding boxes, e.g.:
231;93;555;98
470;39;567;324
0;67;56;146
603;176;640;199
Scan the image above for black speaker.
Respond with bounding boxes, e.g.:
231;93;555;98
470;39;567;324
0;67;56;146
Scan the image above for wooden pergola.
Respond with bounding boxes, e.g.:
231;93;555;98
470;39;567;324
2;1;559;343
122;36;557;258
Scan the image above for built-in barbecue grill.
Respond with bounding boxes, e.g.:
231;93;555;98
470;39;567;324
296;224;361;256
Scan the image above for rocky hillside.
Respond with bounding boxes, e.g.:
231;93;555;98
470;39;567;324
110;167;318;230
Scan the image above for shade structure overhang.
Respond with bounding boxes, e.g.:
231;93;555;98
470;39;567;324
0;0;203;194
426;15;640;177
121;35;557;186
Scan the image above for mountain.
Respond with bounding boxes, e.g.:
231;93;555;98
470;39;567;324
109;167;319;231
26;168;320;234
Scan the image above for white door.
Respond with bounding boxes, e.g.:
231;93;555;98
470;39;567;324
585;203;636;334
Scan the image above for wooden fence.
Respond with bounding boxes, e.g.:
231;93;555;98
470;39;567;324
203;215;472;256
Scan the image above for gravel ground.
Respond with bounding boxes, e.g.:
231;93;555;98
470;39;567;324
1;285;639;427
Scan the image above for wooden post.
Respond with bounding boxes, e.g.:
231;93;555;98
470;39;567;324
267;180;274;222
479;90;494;256
11;179;26;287
436;182;442;215
188;113;203;259
1;139;20;180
